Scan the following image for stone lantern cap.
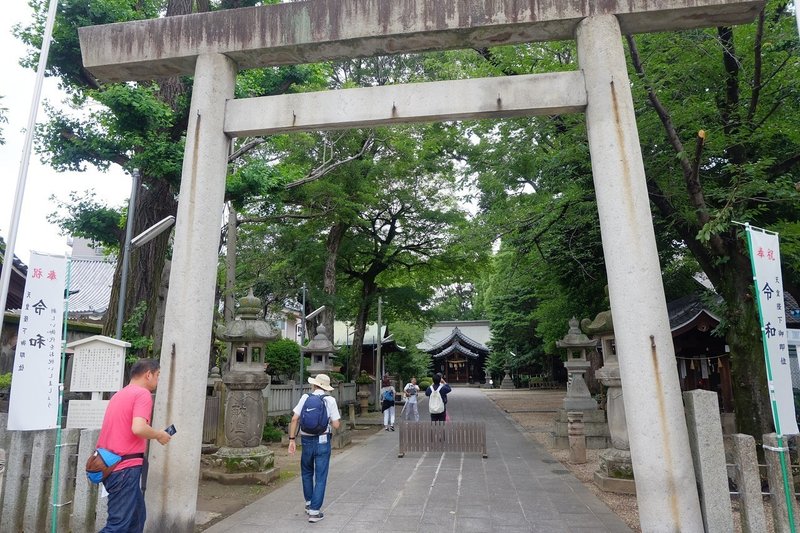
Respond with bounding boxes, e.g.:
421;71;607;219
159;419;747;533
215;287;280;343
302;325;336;354
581;309;614;337
556;317;597;350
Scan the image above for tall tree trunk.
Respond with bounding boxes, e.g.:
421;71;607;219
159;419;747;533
102;179;178;354
102;0;193;353
322;222;348;338
720;249;773;437
348;279;377;378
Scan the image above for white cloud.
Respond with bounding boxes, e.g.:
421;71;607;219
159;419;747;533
0;2;129;265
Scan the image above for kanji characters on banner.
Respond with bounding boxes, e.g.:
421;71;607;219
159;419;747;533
745;225;799;436
7;252;67;430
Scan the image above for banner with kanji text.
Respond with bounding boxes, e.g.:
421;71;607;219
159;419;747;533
745;225;799;436
7;252;67;430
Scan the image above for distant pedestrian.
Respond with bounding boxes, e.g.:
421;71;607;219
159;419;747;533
403;377;420;421
288;373;342;523
380;376;396;431
425;373;452;422
96;359;171;533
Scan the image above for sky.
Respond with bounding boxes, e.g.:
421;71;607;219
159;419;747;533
0;1;130;265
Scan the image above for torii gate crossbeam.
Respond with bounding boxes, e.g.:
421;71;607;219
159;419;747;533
77;2;764;532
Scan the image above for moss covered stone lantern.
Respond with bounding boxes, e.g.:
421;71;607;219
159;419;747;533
210;288;280;480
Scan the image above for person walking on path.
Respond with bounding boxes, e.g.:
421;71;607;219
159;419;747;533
96;359;171;533
403;377;420;421
288;373;341;523
380;376;396;431
425;373;452;422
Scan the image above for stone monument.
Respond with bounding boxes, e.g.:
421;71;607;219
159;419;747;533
553;318;607;449
582;307;635;493
499;359;515;390
205;289;280;484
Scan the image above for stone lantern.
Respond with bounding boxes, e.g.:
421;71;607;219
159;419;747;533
582;307;635;493
303;325;336;374
552;317;608;450
302;325;352;448
209;288;280;482
556;317;599;412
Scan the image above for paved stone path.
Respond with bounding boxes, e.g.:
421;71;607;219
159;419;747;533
204;387;632;532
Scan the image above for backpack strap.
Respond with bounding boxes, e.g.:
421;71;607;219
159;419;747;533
120;453;145;461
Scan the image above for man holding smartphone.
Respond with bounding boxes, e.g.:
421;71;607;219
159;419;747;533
96;359;171;533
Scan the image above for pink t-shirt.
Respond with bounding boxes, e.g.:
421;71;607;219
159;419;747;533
96;384;153;471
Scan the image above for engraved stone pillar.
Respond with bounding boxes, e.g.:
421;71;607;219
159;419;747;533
568;411;586;464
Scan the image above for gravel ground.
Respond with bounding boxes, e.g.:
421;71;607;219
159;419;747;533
483;388;780;533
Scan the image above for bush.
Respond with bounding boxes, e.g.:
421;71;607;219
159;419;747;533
329;371;346;383
265;339;301;381
418;377;432;390
0;372;11;389
262;421;284;443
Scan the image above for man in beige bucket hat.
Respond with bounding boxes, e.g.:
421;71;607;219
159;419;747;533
288;373;341;523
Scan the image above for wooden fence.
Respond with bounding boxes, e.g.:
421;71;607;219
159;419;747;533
397;420;488;458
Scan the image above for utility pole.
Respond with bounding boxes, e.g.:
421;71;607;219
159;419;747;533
298;283;307;405
374;296;382;407
115;169;140;339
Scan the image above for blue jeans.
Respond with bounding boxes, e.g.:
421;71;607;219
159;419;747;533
300;434;332;512
101;466;145;533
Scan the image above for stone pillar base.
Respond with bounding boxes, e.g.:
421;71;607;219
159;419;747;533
552;409;608;449
593;470;636;494
201;466;281;485
206;445;275;473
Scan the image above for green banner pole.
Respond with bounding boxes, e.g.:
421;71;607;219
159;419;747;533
50;257;72;533
745;224;796;533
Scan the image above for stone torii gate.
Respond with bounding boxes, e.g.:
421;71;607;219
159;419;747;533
78;1;762;531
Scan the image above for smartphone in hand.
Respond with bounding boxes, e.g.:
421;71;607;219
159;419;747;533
165;424;177;436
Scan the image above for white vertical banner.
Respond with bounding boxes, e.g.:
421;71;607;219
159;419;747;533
7;252;67;430
746;225;799;436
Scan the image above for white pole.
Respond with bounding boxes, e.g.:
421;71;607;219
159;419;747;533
0;0;59;331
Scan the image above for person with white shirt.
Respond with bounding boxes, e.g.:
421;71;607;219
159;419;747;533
288;374;341;524
403;377;420;421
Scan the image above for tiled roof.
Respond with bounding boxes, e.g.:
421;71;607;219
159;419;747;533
668;291;800;329
67;258;116;318
667;293;720;331
417;321;492;353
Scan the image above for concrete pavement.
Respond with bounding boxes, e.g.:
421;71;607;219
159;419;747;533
203;387;632;532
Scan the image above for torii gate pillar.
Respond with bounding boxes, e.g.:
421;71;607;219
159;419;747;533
144;53;237;531
577;16;703;531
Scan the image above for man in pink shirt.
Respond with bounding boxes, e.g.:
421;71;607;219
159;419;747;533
96;358;171;532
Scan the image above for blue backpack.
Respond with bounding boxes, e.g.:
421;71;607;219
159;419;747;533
382;389;394;402
299;394;329;435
